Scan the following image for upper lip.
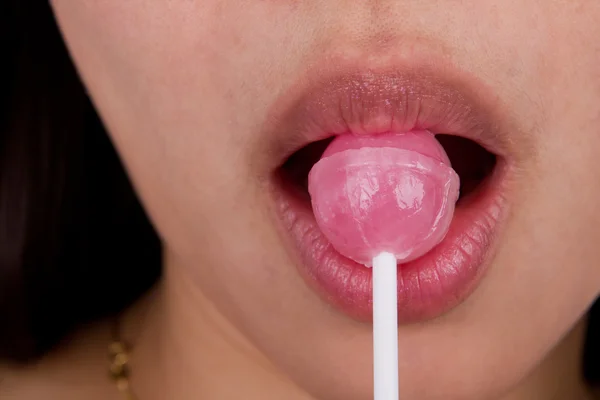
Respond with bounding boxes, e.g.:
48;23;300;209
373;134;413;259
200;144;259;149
264;67;518;169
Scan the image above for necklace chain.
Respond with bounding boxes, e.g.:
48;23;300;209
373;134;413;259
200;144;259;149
108;340;137;400
108;316;138;400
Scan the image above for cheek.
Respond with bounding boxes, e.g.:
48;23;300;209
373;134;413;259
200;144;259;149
50;0;247;155
459;3;600;392
520;1;600;290
49;0;309;217
49;0;304;153
481;0;600;380
49;1;281;244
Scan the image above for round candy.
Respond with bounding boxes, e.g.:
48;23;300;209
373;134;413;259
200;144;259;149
308;131;459;266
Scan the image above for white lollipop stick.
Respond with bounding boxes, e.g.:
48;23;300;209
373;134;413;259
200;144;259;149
372;252;399;400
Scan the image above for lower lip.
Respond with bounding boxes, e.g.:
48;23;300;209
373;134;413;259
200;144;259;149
273;157;508;322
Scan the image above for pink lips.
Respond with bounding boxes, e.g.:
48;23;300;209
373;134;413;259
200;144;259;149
270;71;509;322
308;131;459;266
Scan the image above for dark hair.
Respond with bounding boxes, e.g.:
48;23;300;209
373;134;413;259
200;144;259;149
1;0;598;386
0;1;161;361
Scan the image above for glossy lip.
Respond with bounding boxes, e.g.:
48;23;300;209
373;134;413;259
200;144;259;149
266;69;513;322
263;69;516;170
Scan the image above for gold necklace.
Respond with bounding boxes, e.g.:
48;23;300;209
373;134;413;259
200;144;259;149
108;318;138;400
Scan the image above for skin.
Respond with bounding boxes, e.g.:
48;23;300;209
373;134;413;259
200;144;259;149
4;1;600;399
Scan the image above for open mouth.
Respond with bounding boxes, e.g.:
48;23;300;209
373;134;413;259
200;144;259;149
279;134;497;208
267;71;511;322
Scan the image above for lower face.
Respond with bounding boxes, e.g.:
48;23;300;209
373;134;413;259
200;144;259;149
51;1;600;399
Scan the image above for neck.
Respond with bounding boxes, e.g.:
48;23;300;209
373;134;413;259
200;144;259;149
125;252;314;400
123;252;595;400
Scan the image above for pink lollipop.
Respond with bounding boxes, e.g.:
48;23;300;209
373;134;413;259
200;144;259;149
308;131;460;266
308;130;459;400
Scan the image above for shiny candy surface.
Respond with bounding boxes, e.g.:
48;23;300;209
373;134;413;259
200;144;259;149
308;132;459;266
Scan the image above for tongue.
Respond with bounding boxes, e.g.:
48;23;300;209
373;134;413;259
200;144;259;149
307;131;459;266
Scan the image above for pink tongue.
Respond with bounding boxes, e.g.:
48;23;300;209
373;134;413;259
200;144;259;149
308;131;459;266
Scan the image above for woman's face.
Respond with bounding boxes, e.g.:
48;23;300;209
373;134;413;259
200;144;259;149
51;1;600;399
